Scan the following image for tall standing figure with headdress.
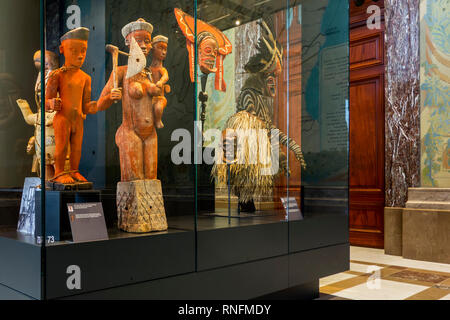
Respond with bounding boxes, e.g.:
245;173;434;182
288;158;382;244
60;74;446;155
45;27;98;187
98;18;168;233
213;21;306;213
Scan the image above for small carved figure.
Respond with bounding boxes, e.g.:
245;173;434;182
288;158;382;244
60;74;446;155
45;27;98;186
33;50;59;107
150;35;170;129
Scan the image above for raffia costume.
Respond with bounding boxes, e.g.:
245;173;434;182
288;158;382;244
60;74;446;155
212;21;306;209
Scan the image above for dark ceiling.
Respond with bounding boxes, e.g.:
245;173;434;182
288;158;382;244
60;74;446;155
197;0;301;30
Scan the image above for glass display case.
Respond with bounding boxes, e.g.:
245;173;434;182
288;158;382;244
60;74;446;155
0;0;349;300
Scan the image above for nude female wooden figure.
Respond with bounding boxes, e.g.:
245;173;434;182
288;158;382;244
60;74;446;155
99;19;168;232
98;18;163;182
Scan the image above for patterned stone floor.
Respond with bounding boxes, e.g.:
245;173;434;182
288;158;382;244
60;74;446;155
318;246;450;300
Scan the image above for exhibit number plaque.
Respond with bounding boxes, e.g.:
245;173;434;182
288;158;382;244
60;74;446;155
67;202;108;243
280;197;303;221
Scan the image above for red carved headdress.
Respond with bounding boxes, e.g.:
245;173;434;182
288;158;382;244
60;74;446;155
174;8;232;92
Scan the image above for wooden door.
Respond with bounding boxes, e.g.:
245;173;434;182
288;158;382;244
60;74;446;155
349;1;385;248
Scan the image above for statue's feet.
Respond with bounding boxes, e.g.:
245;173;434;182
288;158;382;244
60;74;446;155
53;173;75;184
156;120;164;129
71;172;88;182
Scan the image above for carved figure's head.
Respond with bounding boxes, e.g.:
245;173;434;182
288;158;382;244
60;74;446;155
33;50;59;72
152;35;168;61
174;8;232;92
26;136;36;155
244;21;283;97
198;32;218;75
221;128;238;164
122;18;154;57
59;27;90;69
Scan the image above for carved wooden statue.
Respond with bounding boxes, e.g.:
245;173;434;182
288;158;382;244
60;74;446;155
98;19;168;233
45;27;98;188
150;35;170;129
16;50;61;180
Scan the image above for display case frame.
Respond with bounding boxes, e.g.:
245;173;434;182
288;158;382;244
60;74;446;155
0;0;349;300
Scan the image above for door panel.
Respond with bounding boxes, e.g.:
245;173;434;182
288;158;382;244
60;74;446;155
350;78;381;189
349;3;385;248
350;30;384;69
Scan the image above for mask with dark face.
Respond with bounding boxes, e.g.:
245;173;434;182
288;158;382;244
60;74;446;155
221;129;238;164
265;74;276;98
198;33;218;75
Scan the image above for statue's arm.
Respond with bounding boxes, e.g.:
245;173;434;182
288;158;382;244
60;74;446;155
270;125;306;169
45;70;60;111
157;67;169;87
82;75;97;114
97;68;123;111
16;99;37;125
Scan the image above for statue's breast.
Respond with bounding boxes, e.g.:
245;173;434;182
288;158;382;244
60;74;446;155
128;81;144;100
124;75;154;136
126;72;152;101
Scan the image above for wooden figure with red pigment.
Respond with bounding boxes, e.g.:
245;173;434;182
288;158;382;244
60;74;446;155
174;8;232;133
45;27;97;189
98;19;168;233
174;8;232;91
150;35;170;129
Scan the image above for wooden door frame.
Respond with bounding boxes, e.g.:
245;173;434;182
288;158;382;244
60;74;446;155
349;0;386;248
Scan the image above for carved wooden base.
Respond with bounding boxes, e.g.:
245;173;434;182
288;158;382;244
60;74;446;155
45;180;93;191
116;179;168;233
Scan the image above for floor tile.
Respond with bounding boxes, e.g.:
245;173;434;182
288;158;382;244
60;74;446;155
389;269;448;284
316;293;352;300
437;278;450;287
346;270;367;276
320;273;358;287
320;275;369;295
350;247;450;273
320;247;450;300
350;262;380;274
333;279;428;300
380;266;409;278
350;260;390;268
405;287;450;300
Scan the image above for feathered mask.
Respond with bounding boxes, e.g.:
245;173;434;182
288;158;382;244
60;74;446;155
244;20;283;74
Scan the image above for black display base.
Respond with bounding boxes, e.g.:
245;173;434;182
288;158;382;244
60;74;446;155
57;245;346;300
0;185;349;300
35;190;101;241
0;215;348;300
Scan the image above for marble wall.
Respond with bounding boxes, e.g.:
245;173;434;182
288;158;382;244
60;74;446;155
420;0;450;188
384;0;421;207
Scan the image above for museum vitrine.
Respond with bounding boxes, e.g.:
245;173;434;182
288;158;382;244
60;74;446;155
0;0;349;300
194;0;349;271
